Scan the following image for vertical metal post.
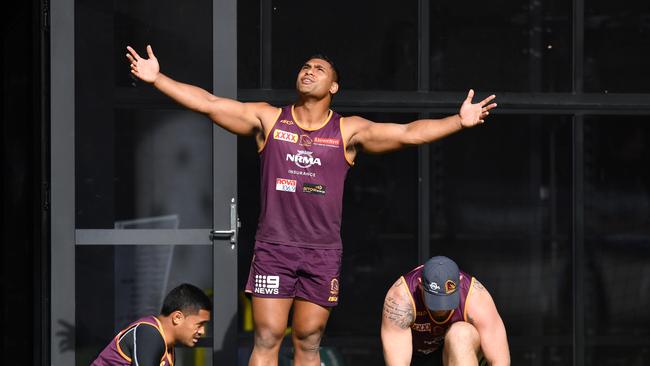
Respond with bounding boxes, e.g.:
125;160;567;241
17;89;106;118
260;0;272;89
417;0;431;264
214;0;238;364
50;0;76;364
573;0;584;94
529;0;543;91
38;0;51;364
418;0;430;93
573;0;585;364
529;118;543;366
572;115;585;366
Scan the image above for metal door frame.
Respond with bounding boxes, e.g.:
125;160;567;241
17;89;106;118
50;0;238;364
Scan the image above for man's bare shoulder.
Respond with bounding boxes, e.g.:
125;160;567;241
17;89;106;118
248;102;278;115
466;277;500;325
250;102;281;127
383;277;415;329
342;115;373;131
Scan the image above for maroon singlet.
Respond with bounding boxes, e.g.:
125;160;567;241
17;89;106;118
402;266;475;355
255;105;353;249
91;315;174;366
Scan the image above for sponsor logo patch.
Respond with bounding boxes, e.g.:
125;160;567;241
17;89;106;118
279;119;294;125
273;129;298;144
286;150;322;168
411;323;432;332
275;178;297;192
254;275;280;295
314;137;340;147
303;183;326;195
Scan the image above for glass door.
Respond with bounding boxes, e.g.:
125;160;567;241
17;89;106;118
50;0;238;364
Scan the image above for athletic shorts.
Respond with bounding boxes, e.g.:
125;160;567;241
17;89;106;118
244;240;342;307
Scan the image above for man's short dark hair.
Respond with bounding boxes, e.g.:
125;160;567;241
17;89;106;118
307;53;340;83
161;283;212;316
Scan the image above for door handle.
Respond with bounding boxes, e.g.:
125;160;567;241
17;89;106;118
210;198;239;247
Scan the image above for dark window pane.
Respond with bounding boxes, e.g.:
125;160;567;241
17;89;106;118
76;0;214;229
584;116;650;364
76;110;213;229
585;1;650;93
238;0;260;89
75;245;213;365
334;113;419;362
430;1;571;92
112;0;213;89
270;1;418;90
429;115;573;365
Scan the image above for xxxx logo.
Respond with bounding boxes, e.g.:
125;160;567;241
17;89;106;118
273;129;298;143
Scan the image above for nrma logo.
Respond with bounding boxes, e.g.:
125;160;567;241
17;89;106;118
254;275;280;295
286;150;322;168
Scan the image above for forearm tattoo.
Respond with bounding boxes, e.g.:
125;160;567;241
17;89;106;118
383;296;414;329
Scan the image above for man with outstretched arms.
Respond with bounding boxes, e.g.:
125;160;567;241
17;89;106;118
91;283;211;366
126;45;497;366
381;256;510;366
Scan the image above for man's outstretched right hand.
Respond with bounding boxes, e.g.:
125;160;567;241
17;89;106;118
126;45;160;84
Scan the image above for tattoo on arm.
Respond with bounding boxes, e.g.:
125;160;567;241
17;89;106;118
383;296;415;329
472;279;485;291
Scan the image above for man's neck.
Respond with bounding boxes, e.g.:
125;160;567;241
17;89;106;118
294;97;332;129
156;315;175;348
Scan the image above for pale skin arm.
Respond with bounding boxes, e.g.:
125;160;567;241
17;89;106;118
344;90;497;158
466;279;510;366
126;45;277;140
381;278;415;366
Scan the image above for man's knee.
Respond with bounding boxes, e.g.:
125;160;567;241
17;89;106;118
254;325;285;350
292;323;325;353
445;321;480;351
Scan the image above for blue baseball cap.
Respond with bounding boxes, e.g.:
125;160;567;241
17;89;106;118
422;256;460;311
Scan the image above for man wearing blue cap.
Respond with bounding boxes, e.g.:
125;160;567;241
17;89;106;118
381;256;510;366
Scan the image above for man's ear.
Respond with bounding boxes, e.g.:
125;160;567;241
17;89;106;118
329;81;339;95
171;310;185;326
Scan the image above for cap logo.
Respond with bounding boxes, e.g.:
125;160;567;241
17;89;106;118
445;280;457;294
428;281;441;292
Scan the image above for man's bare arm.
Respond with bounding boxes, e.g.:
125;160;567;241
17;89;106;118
345;90;496;155
126;45;277;137
466;279;510;366
381;279;415;366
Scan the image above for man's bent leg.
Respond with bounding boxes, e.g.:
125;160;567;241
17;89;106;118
291;298;331;366
249;297;293;366
442;321;481;366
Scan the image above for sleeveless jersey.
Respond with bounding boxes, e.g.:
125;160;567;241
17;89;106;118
255;105;352;249
91;315;174;366
402;266;475;355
